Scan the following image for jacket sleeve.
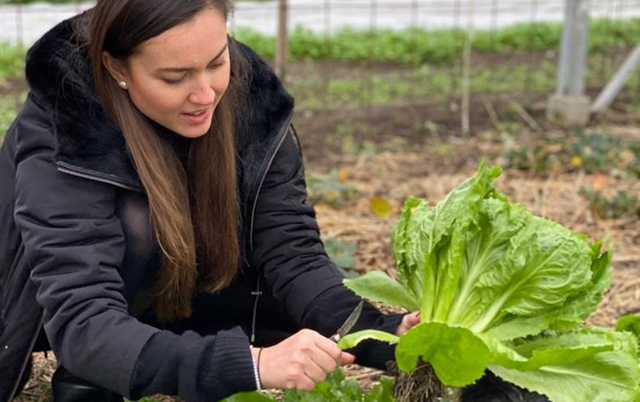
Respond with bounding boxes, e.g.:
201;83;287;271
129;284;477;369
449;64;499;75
12;99;256;402
251;128;402;369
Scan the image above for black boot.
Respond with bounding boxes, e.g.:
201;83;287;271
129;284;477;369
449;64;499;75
52;366;124;402
461;371;550;402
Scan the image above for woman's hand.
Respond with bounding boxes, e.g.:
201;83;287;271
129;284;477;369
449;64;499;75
395;311;421;336
254;329;355;391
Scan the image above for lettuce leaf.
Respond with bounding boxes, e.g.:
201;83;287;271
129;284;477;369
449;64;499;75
617;314;640;342
488;329;639;402
395;323;492;386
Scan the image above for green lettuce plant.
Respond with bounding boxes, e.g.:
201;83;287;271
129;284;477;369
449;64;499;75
223;370;395;402
338;163;640;402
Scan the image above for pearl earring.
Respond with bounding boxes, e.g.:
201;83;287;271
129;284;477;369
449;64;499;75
119;81;127;89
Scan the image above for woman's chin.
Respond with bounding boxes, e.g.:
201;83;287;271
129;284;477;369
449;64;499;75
174;123;212;139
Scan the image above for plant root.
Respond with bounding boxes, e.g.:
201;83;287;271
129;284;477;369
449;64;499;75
386;360;462;402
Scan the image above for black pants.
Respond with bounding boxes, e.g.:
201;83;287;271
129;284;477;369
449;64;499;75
51;366;124;402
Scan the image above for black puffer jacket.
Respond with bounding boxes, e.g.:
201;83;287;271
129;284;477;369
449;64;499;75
0;15;401;402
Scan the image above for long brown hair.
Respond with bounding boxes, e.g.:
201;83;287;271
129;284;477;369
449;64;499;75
83;0;245;321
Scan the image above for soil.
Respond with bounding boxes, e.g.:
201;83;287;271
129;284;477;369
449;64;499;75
5;57;640;401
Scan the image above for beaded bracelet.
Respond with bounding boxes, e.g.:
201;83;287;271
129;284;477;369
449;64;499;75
250;346;263;390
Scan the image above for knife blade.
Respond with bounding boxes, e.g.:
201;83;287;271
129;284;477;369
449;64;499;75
329;299;364;342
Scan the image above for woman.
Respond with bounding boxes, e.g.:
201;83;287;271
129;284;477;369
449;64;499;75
0;1;419;401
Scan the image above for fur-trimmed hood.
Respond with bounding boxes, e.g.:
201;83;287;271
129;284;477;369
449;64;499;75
24;12;295;194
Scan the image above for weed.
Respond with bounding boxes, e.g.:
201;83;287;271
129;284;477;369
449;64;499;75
323;237;358;277
307;173;359;207
580;186;639;219
504;131;640;176
334;122;366;139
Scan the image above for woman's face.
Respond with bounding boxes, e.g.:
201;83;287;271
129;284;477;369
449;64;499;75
106;7;231;138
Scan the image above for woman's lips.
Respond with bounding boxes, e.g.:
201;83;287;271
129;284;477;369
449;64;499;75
181;108;211;125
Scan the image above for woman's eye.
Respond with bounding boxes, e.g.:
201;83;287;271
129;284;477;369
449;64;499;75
163;76;185;85
208;62;226;70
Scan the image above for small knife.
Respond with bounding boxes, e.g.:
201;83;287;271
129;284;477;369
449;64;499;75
329;299;364;342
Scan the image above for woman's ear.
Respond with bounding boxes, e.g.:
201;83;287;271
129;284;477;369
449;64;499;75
102;51;129;86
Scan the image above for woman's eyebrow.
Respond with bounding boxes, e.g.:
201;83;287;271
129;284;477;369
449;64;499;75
155;43;228;73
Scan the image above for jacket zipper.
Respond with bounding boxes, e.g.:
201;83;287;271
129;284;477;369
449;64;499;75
8;315;45;401
248;113;294;251
57;162;142;192
247;113;293;344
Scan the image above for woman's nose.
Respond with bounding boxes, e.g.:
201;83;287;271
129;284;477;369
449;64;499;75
188;77;216;105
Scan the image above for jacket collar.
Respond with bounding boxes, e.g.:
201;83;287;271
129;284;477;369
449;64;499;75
24;12;294;191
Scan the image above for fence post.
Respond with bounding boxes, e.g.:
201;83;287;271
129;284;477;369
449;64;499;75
546;0;591;126
461;0;475;135
591;43;640;113
16;4;23;48
275;0;289;80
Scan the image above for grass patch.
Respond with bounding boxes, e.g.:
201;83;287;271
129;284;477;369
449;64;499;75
0;43;26;79
287;48;640;109
289;61;558;109
0;96;22;143
234;18;640;65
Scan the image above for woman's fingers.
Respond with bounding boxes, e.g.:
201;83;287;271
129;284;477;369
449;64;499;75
396;311;421;336
304;357;330;383
309;343;339;373
285;372;316;391
312;330;357;367
340;351;356;365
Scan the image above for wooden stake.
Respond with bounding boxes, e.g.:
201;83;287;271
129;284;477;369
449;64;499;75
276;0;289;80
512;101;544;132
482;96;502;132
